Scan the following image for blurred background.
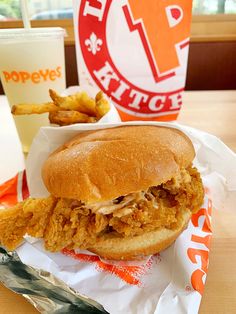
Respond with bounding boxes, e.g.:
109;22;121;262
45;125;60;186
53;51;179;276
1;0;236;20
0;0;236;91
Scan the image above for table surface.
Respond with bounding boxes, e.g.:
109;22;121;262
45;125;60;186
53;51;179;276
0;91;236;314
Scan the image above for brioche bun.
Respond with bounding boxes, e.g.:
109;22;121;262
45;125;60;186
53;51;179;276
42;126;195;204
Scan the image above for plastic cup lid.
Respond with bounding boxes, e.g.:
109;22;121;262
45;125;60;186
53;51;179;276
0;27;66;40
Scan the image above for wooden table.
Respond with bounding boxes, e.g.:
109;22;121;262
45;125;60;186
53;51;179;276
180;91;236;314
0;91;236;314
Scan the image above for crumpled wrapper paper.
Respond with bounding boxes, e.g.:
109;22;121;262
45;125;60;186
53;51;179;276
1;118;236;313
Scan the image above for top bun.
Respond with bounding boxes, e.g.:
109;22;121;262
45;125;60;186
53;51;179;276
42;126;195;204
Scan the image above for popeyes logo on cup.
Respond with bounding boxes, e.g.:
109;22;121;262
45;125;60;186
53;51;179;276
74;0;193;120
2;66;62;84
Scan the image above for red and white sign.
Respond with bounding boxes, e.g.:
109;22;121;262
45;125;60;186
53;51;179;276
73;0;193;121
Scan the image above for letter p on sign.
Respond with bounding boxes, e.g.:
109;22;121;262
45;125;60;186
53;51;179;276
126;0;192;75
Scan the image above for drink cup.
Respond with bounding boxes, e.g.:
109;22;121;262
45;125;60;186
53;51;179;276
0;27;66;153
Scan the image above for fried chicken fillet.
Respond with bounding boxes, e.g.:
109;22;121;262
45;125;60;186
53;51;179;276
0;126;204;260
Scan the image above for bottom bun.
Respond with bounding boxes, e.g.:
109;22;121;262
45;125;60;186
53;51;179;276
88;210;191;260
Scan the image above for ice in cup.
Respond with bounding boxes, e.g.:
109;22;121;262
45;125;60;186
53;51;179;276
0;27;66;153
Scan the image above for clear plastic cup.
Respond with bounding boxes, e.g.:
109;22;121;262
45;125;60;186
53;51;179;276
0;27;66;153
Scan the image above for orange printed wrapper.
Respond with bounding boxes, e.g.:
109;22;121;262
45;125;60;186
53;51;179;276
1;121;236;314
73;1;192;121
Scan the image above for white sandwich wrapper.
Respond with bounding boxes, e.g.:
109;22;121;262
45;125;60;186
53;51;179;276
21;113;236;313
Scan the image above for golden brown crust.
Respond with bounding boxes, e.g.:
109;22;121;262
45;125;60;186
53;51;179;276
88;210;191;260
42;126;195;204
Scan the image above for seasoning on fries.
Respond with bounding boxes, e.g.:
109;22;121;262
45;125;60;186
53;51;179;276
11;89;110;126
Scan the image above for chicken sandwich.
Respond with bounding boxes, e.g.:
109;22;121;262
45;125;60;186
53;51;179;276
0;126;204;260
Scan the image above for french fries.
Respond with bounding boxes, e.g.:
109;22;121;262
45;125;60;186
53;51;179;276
11;89;110;126
49;89;97;117
49;111;97;126
11;102;58;115
95;91;110;118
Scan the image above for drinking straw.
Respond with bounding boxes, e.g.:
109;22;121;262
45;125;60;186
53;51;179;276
20;0;31;28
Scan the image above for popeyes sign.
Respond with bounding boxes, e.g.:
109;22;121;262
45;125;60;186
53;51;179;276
74;0;193;120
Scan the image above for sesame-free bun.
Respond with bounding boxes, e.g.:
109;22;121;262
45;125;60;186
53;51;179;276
42;126;195;204
89;209;191;260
